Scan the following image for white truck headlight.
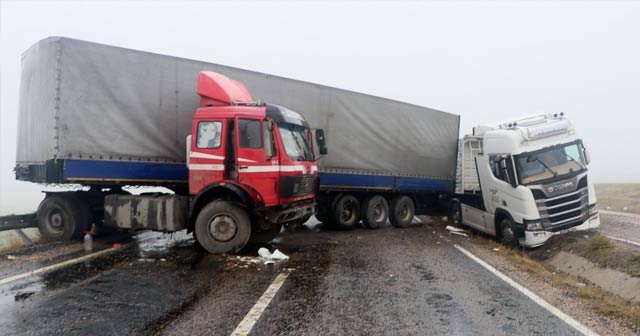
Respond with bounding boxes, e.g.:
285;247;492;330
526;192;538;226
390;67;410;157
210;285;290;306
524;219;544;231
588;203;598;217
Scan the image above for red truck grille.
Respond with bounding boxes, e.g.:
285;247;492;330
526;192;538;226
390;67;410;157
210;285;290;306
279;174;318;197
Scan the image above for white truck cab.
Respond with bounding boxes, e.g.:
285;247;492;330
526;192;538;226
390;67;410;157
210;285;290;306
452;113;600;247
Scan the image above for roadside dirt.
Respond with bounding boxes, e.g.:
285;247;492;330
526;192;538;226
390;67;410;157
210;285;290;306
548;251;640;302
596;183;640;214
528;231;640;279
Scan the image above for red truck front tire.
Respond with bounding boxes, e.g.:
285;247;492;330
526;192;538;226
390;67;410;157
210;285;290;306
194;201;251;254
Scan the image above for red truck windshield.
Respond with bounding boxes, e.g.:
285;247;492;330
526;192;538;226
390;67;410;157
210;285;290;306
278;124;313;161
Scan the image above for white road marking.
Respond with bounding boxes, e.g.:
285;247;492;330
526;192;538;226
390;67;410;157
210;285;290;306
230;272;289;336
0;245;125;286
604;235;640;247
0;235;157;286
454;244;598;336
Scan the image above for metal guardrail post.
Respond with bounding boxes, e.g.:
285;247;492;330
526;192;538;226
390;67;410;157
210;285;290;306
14;229;34;245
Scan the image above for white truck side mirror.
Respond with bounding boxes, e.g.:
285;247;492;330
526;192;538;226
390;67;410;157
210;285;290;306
583;146;591;165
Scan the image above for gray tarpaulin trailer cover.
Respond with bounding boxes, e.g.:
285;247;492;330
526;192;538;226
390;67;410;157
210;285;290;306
16;37;460;189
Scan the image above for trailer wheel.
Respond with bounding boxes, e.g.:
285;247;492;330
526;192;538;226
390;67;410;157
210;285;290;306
195;201;251;254
248;224;283;245
389;196;415;228
37;196;89;240
450;201;462;226
315;199;335;226
333;195;360;229
499;218;519;248
361;195;388;229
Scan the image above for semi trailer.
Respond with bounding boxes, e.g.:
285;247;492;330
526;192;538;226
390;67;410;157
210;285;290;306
15;37;457;252
451;114;600;247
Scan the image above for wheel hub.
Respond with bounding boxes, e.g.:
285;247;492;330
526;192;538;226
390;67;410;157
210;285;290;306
502;227;515;244
50;212;63;229
373;204;385;222
341;202;356;223
399;205;410;221
209;215;237;242
453;209;461;224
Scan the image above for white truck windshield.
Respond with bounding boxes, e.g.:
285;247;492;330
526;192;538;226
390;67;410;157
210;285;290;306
278;124;313;161
515;141;586;185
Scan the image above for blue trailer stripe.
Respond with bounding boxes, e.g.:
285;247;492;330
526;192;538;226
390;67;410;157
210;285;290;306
395;176;453;193
320;173;394;189
63;160;188;182
319;172;453;193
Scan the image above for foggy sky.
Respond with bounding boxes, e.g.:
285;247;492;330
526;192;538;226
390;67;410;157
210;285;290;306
1;1;639;214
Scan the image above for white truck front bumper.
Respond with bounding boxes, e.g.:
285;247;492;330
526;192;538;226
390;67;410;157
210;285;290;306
519;213;601;248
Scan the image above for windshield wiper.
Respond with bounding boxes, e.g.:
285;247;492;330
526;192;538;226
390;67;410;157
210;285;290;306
292;133;312;161
529;156;558;177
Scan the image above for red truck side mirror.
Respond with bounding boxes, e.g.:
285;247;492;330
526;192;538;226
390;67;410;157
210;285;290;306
316;129;327;155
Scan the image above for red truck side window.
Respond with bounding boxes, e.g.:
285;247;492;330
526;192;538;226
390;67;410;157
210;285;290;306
197;121;222;149
238;119;261;149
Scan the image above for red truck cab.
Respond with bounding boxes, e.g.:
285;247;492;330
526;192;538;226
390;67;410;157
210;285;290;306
187;71;324;253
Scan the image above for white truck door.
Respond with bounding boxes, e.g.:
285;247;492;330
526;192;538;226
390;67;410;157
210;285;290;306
476;154;515;233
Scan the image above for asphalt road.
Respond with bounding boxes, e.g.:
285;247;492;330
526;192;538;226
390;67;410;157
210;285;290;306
0;220;582;336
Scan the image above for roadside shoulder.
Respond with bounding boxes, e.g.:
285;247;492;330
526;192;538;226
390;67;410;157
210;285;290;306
442;225;640;336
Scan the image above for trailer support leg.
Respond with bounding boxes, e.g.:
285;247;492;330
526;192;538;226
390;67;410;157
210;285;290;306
15;229;34;245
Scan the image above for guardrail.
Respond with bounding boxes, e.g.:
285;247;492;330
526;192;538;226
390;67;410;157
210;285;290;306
0;213;38;232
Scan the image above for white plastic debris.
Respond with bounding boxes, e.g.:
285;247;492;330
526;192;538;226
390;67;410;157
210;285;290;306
258;247;271;258
445;225;466;233
258;248;289;261
450;231;468;237
270;249;290;260
7;255;16;260
492;248;500;251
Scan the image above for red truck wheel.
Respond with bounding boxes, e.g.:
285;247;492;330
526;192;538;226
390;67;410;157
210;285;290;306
195;201;251;254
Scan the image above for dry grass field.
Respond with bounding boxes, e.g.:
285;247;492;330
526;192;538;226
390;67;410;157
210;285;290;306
595;184;640;214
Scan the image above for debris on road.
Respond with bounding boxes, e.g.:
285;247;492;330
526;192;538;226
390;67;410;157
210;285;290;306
84;231;93;252
7;255;16;260
492;248;500;252
446;225;469;237
445;225;467;233
258;248;290;261
450;231;469;237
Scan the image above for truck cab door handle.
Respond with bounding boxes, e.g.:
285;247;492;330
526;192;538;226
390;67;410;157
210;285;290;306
239;166;248;170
